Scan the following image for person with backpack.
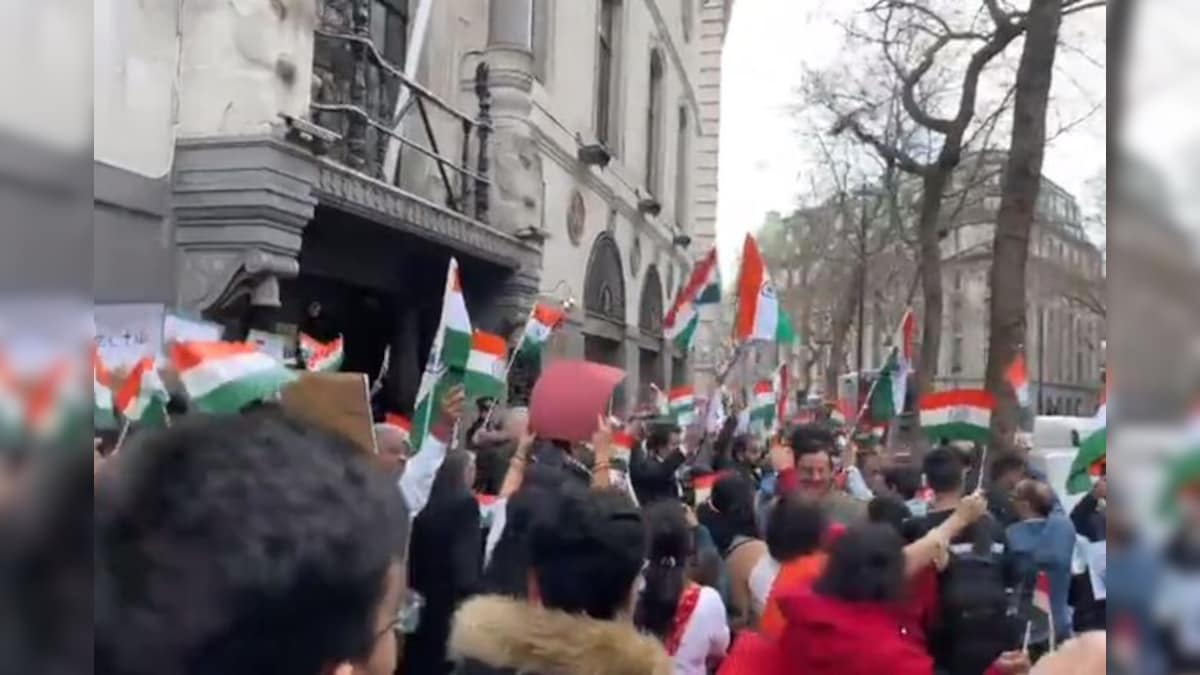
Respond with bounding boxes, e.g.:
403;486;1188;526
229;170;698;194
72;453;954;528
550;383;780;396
906;446;1021;675
637;500;730;674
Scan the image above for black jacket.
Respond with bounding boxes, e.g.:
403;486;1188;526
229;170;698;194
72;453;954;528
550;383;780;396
449;595;671;675
1068;494;1107;633
404;492;483;675
630;445;686;505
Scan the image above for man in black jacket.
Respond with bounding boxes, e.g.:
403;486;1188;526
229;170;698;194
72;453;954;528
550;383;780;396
630;423;687;505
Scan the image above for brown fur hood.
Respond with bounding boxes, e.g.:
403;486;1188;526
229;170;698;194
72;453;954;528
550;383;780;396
448;595;672;675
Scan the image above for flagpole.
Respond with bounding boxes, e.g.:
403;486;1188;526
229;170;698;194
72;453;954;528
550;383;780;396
850;307;914;432
112;420;130;455
479;308;533;434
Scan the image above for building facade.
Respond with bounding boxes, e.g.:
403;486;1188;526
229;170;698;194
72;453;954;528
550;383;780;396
761;153;1106;415
91;0;732;415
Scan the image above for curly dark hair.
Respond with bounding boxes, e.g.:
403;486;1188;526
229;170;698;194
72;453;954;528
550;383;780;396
94;409;408;675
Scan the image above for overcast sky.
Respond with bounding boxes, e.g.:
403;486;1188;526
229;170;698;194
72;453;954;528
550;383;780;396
715;0;1110;271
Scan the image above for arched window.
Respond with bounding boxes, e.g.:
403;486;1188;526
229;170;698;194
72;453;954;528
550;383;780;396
644;49;665;196
584;232;626;325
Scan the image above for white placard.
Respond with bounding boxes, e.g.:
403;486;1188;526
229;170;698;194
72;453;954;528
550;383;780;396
1084;539;1107;600
94;303;165;371
247;330;288;362
164;313;224;345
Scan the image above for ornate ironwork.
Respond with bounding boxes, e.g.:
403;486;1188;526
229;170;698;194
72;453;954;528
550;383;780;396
311;0;492;221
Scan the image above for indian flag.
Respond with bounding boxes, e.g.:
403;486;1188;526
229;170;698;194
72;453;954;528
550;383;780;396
300;334;345;373
116;357;169;427
733;234;795;345
1033;570;1052;615
664;247;720;352
612;431;635;465
668;385;696;426
828;402;847;428
412;258;473;450
1006;352;1032;409
749;380;776;430
517;303;565;358
869;309;915;422
919;389;994;444
692;472;721;507
93;346;117;431
384;413;411;444
171;341;296;414
26;360;87;443
1067;386;1107;494
465;330;508;401
0;353;25;440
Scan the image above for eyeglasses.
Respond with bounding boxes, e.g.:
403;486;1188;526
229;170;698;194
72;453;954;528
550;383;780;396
376;589;424;640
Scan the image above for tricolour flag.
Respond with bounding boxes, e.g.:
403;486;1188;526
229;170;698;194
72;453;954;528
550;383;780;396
517;303;566;358
1067;385;1107;494
664;247;720;352
749;379;776;430
1032;571;1052;615
733;234;795;345
171;341;296;414
384;413;411;444
300;334;345;373
93;346;118;431
612;431;635;464
465;330;508;401
692;472;721;507
116;357;169;427
668;385;696;427
412;258;473;449
868;309;915;422
919;389;995;444
0;354;22;439
1006;352;1032;409
26;359;87;443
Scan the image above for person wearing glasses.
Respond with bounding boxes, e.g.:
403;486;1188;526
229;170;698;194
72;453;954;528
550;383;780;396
94;407;416;675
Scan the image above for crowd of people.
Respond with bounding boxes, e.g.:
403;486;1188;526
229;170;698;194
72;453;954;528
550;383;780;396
84;383;1114;675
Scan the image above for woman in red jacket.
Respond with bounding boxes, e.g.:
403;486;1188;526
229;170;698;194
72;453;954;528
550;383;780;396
775;523;1029;675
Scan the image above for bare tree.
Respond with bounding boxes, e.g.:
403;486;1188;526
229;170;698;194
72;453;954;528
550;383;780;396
984;0;1065;448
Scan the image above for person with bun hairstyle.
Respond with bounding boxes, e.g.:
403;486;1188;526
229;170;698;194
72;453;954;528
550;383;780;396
637;500;730;675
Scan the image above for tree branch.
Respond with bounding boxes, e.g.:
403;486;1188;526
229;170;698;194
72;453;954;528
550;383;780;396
1063;0;1107;16
832;115;928;175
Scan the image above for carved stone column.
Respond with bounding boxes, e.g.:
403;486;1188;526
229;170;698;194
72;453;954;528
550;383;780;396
173;135;318;327
484;0;541;238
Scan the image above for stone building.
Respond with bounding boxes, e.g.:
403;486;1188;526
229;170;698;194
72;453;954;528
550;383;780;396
91;0;733;415
761;152;1106;415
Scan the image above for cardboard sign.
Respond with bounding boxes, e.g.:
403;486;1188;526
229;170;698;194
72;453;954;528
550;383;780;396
94;303;165;371
280;372;377;454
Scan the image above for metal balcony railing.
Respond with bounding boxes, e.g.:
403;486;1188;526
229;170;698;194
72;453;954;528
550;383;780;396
310;4;491;223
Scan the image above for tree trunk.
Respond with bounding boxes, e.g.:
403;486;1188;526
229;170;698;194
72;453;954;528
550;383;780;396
985;0;1063;451
914;170;949;397
825;268;862;397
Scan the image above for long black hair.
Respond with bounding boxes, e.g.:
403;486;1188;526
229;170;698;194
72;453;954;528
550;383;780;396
635;500;692;639
765;493;827;563
428;448;475;505
697;472;759;555
813;523;906;605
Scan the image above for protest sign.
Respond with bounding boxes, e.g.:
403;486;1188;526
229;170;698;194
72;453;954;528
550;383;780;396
529;360;625;442
280;372;377;453
94;303;165;371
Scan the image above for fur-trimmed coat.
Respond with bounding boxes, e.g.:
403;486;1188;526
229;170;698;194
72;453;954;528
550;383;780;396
448;595;672;675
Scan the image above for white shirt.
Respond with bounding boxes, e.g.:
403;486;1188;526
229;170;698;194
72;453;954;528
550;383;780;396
672;586;730;675
748;556;781;618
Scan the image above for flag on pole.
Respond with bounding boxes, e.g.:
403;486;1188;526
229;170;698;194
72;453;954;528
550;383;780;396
750;379;776;431
116;357;170;427
26;360;87;443
919;389;995;444
665;247;720;351
299;334;345;373
465;330;508;401
868;309;915;422
412;258;473;450
171;341;296;414
517;303;566;358
692;472;721;507
1006;352;1032;409
612;431;635;465
384;413;412;444
1068;385;1108;494
668;385;697;426
733;234;795;345
93;346;118;431
1033;570;1052;615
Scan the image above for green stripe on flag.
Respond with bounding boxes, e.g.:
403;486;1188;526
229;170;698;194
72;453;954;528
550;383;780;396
190;369;295;414
1067;427;1106;495
922;421;990;444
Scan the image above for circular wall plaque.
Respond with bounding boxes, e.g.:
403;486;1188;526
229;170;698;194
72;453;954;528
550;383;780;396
566;190;585;247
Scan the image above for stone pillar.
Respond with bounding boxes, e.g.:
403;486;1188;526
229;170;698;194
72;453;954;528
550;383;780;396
484;0;541;237
173;135;318;328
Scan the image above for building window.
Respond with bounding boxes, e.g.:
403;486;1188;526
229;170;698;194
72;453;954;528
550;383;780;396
531;0;551;83
596;0;621;148
645;49;665;196
674;105;690;229
682;0;694;42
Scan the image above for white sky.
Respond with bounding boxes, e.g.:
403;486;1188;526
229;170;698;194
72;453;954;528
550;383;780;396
715;0;1110;269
